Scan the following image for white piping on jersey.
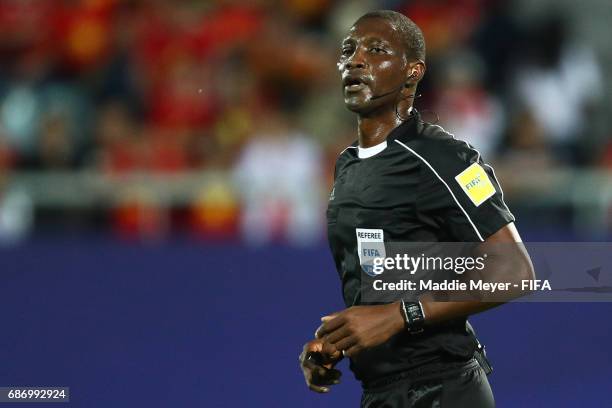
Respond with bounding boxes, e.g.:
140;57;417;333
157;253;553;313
394;139;485;242
338;145;358;156
427;123;516;222
450;134;516;222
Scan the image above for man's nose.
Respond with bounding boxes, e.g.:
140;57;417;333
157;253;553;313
345;49;366;69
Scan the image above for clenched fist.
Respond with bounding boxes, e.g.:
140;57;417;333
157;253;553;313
299;339;343;393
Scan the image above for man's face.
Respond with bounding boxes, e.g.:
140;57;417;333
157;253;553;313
339;17;408;114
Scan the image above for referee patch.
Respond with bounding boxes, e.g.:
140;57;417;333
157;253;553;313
455;163;495;207
356;228;386;277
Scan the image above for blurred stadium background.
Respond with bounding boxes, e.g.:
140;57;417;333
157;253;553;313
0;0;611;407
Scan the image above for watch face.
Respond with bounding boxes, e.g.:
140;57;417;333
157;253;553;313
407;303;421;315
404;302;425;334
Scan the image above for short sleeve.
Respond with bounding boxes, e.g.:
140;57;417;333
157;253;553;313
415;138;515;242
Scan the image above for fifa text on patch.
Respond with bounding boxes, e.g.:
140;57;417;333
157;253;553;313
455;163;495;207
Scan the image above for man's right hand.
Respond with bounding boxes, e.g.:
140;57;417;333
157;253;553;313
299;339;343;393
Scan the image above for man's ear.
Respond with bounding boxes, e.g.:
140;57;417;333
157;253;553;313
404;60;426;89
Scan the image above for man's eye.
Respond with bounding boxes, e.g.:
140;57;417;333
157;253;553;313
371;47;386;53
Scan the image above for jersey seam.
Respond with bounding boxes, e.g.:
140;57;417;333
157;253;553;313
429;121;516;223
452;138;516;222
394;139;485;242
334;145;358;180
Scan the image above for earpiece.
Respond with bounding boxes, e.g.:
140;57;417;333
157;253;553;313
404;72;418;88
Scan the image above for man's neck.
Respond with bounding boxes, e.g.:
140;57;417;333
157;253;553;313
357;106;412;148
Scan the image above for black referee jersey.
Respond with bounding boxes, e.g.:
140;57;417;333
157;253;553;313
326;110;515;384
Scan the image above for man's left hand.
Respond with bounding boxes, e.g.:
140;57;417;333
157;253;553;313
315;303;405;358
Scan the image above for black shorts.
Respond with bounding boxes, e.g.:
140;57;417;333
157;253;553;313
360;359;494;408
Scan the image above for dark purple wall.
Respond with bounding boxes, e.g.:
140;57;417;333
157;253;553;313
1;237;610;407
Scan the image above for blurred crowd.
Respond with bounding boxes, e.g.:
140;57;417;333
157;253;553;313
0;0;609;243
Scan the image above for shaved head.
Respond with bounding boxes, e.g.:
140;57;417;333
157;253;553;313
356;10;426;62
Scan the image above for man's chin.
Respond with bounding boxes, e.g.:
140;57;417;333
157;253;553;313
344;98;370;114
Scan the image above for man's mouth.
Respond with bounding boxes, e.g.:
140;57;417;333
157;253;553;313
344;78;367;92
344;79;366;92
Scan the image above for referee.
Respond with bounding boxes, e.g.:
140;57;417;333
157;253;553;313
299;10;534;408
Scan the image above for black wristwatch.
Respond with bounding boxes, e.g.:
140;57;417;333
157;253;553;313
400;300;426;334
